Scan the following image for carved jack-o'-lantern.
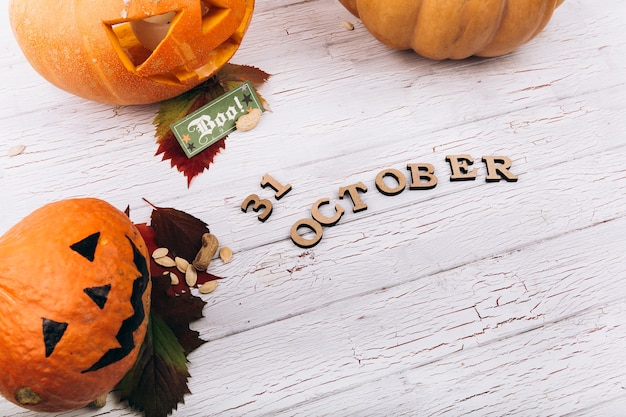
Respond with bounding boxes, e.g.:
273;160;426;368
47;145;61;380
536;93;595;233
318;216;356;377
9;0;255;105
0;198;151;412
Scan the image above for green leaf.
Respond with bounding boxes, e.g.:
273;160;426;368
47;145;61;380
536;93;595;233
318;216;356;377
153;77;229;143
152;64;271;185
117;313;191;417
152;78;228;185
153;88;203;141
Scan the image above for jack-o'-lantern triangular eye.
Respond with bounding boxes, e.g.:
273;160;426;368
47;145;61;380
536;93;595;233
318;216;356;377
102;0;239;86
84;284;111;309
42;318;68;358
70;232;100;262
104;14;178;71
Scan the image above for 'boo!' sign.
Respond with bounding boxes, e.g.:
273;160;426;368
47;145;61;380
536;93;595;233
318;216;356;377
241;155;518;248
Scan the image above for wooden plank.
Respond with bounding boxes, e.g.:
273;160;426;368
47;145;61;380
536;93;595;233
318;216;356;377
171;116;626;340
0;0;625;416
2;0;624;234
286;302;626;416
171;217;626;415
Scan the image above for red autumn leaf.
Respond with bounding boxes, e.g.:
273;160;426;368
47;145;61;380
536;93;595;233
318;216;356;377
150;274;207;355
120;235;208;417
217;63;271;85
144;199;210;262
154;80;228;187
217;63;271;90
136;223;222;297
124;205;222;417
217;64;272;111
155;132;227;188
153;64;271;186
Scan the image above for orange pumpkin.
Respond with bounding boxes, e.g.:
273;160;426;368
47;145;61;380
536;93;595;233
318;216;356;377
9;0;255;105
0;198;151;412
339;0;564;59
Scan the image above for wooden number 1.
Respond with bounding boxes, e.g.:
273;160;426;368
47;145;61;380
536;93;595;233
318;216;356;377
261;173;292;200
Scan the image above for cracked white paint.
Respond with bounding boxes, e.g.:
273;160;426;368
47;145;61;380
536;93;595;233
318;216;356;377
1;0;626;415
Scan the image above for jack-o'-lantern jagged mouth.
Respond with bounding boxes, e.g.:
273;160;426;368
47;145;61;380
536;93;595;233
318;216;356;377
102;0;241;86
81;236;150;373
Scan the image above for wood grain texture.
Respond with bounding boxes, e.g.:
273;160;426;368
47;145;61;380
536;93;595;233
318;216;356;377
1;0;625;415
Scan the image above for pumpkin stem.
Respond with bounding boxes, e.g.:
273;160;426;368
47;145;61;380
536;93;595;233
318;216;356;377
88;393;108;408
15;387;42;405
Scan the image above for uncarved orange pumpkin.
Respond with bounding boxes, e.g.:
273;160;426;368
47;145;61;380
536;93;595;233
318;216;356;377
9;0;255;105
0;198;151;412
339;0;564;60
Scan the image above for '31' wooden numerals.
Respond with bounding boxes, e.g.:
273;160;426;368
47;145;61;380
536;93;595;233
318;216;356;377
241;174;292;222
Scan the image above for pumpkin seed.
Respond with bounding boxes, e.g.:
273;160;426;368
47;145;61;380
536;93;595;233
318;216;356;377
185;265;198;287
175;256;189;273
342;20;354;31
7;144;25;157
169;271;180;286
219;246;233;263
152;247;169;259
199;280;218;294
154;255;176;268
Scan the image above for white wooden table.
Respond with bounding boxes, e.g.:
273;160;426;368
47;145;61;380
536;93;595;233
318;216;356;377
1;0;626;415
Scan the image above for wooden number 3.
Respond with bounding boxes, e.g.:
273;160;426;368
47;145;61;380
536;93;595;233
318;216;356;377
241;194;273;222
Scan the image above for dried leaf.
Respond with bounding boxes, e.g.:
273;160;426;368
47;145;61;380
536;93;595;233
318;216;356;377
153;64;271;186
154;78;228;186
217;64;272;111
153;88;203;142
151;275;207;355
216;63;271;91
155;134;227;187
116;313;191;417
135;222;223;295
144;199;210;262
121;204;220;417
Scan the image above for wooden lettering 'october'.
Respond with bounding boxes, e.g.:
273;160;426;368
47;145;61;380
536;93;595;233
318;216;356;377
242;155;519;248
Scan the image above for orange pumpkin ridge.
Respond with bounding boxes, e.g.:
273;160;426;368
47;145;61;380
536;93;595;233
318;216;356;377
339;0;563;60
0;198;151;412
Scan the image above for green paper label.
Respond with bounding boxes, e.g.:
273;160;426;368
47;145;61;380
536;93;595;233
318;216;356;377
171;81;264;158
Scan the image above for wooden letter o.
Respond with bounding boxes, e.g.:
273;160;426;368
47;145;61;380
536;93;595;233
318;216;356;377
290;218;323;248
375;168;406;196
